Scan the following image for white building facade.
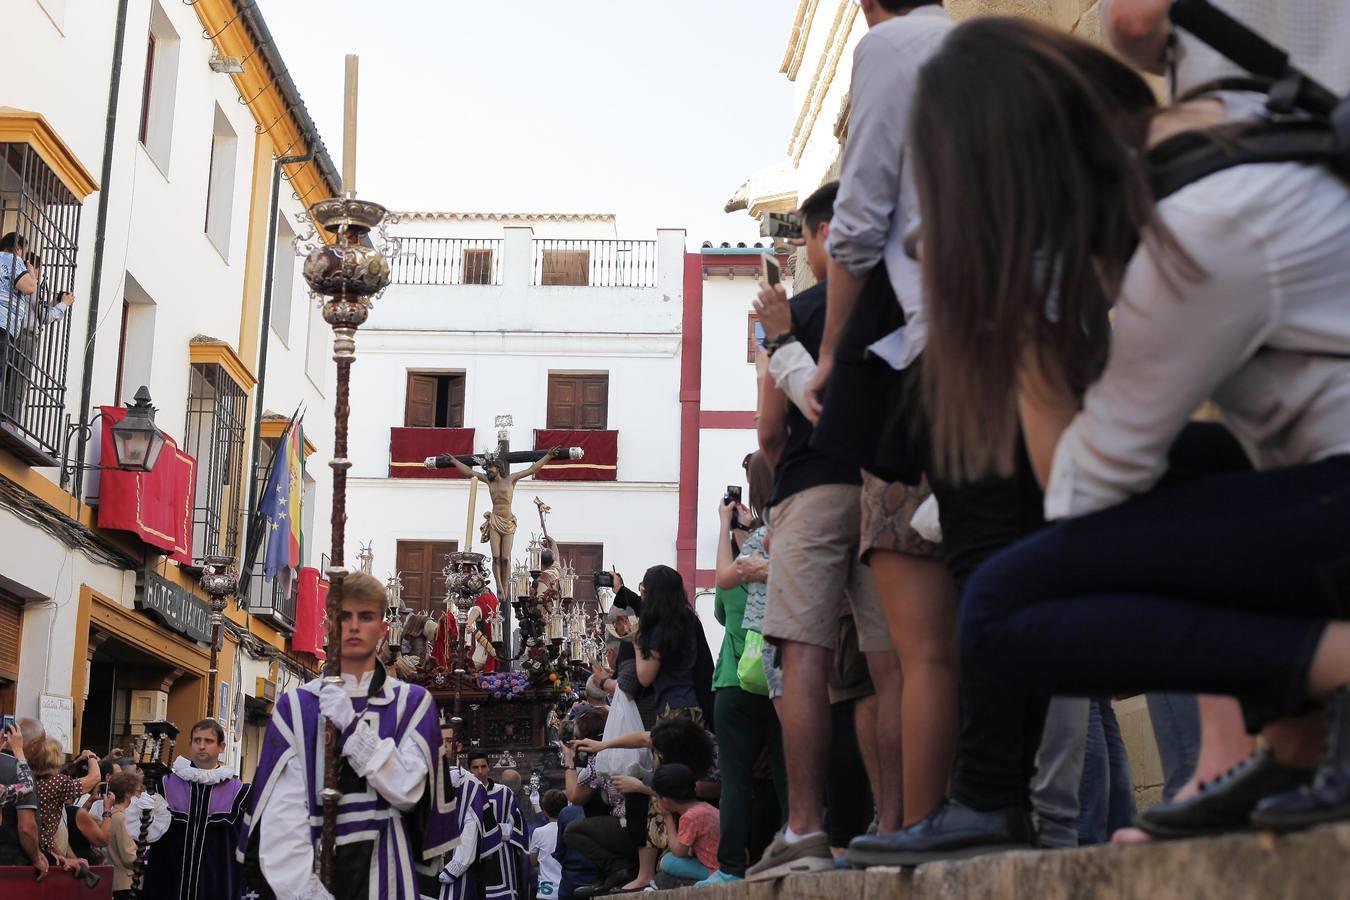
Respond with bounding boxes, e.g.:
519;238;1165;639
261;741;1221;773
2;0;341;775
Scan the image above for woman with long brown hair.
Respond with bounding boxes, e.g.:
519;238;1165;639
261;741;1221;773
876;14;1350;862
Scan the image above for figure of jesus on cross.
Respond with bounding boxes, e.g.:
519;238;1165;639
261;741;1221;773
424;415;582;643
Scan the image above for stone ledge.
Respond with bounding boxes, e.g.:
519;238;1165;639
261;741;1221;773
658;823;1350;900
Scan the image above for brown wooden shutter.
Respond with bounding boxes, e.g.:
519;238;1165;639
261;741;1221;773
556;543;604;601
542;250;590;286
0;597;22;683
547;375;578;429
406;373;439;427
747;313;761;363
463;249;493;285
444;374;466;428
579;375;609;429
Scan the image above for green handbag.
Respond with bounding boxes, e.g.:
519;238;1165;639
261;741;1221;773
737;629;769;696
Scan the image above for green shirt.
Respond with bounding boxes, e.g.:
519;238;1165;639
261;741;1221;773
712;583;749;691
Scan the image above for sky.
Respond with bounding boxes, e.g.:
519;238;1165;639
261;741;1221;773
254;0;798;243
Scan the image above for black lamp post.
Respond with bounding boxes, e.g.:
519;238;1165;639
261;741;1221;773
61;384;168;493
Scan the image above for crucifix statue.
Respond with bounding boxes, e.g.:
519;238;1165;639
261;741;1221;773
424;415;582;651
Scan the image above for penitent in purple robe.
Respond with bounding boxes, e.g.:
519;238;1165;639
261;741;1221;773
142;760;251;900
239;668;446;900
483;782;529;900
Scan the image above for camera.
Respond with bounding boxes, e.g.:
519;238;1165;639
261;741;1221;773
594;572;615;589
761;211;803;241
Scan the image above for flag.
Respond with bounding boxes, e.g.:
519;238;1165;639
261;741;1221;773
261;420;303;585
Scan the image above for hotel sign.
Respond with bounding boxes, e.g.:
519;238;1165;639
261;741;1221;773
138;570;213;643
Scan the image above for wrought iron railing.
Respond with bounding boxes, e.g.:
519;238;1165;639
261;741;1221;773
531;239;658;287
0;142;81;465
184;359;248;562
244;561;298;632
390;237;502;285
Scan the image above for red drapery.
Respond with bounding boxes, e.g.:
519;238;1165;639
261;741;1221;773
389;427;476;479
0;866;114;899
532;429;618;481
96;406;196;564
294;566;327;658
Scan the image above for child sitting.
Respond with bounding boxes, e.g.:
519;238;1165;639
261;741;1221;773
653;764;720;883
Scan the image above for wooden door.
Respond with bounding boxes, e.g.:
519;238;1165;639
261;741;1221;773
556;542;603;601
395;540;459;610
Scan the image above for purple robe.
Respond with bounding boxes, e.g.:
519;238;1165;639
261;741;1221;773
426;766;505;900
142;770;250;900
484;782;529;900
240;673;444;900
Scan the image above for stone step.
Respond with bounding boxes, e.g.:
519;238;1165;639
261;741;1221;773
658;823;1350;900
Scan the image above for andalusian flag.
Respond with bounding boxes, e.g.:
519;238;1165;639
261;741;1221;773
261;420;303;586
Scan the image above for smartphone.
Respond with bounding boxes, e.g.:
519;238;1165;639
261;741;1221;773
724;485;742;506
0;714;14;732
753;320;767;349
594;572;615;589
762;254;781;287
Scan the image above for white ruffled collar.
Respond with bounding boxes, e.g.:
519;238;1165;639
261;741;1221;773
172;756;236;785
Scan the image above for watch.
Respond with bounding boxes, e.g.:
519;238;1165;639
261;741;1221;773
764;330;798;357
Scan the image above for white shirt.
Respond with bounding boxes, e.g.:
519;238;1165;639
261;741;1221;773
825;7;953;369
1046;158;1350;519
259;671;432;900
529;821;561;899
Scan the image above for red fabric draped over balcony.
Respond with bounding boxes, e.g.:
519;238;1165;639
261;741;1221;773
532;429;618;481
389;427;476;479
95;405;196;565
293;566;327;658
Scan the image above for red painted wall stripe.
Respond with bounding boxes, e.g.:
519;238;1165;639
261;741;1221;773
676;253;703;590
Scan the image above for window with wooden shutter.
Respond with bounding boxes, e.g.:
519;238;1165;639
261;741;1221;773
405;372;466;428
555;543;603;601
395;540;459;611
547;374;608;430
748;313;764;363
0;595;22;685
541;250;590;286
463;249;494;286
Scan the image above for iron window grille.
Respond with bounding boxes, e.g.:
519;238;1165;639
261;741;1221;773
184;361;248;562
0;142;81;465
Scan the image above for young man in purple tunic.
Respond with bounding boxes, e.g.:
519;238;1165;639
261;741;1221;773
139;718;250;900
469;753;529;900
239;573;444;900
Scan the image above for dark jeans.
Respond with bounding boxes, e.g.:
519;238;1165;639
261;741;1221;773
1146;693;1201;801
566;814;638;883
826;698;874;847
962;454;1350;738
1077;698;1136;845
944;422;1256;812
713;687;786;876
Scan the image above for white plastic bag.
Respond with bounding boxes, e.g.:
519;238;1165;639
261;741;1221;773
595;687;652;779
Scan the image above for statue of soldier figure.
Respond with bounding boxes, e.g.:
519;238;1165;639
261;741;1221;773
445;447;564;603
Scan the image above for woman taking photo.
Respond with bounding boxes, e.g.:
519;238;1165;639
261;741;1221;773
871;15;1350;862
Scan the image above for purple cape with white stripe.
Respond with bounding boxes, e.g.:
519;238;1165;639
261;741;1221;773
484;782;529;900
239;673;444;900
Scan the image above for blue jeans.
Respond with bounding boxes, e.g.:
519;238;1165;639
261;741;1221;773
659;853;711;881
961;454;1350;730
1032;697;1089;849
1077;698;1136;844
1146;693;1200;802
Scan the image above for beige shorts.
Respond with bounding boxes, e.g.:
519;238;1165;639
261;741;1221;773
859;472;940;562
763;483;892;654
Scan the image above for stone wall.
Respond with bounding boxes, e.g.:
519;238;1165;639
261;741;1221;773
949;0;1103;41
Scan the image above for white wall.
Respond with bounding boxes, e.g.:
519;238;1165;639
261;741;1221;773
699;273;762;412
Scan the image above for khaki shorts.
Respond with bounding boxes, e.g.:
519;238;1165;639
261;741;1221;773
860;472;940;561
763;483;892;654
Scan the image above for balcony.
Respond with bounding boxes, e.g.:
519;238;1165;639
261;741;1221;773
389;426;476;479
243;562;297;633
532;239;658;288
0;140;85;465
391;237;503;286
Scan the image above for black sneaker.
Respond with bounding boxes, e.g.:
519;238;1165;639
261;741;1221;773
1135;748;1312;839
845;799;1033;868
1252;687;1350;832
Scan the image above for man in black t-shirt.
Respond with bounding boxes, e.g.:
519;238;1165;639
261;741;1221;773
747;182;903;881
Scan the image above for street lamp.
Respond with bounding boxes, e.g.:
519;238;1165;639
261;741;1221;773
110;386;168;472
199;554;238;720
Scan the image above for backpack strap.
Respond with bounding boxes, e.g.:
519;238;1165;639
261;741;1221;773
1148;119;1348;200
